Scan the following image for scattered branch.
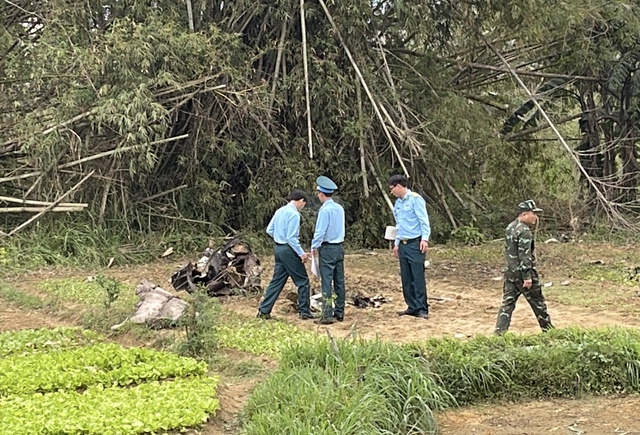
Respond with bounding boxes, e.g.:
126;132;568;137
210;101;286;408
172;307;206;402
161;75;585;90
3;170;95;238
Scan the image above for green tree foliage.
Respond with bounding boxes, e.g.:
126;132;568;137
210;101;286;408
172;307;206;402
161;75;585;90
2;0;640;252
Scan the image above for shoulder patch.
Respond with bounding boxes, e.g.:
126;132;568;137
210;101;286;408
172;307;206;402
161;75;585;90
411;192;419;197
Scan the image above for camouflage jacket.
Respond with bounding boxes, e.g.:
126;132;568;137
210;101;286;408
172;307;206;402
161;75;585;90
503;218;537;281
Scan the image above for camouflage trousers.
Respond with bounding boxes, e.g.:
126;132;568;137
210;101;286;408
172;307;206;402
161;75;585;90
494;276;553;334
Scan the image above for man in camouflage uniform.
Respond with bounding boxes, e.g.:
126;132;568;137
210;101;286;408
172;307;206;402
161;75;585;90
494;200;553;335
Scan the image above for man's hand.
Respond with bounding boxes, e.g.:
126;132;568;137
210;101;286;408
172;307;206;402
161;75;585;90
523;279;532;289
311;249;316;256
420;240;429;254
393;245;399;258
300;253;309;263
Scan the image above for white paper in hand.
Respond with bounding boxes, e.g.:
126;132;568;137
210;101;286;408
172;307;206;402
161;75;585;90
311;253;319;277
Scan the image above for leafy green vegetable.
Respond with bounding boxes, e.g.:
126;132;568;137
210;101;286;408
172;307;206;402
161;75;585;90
0;377;219;435
217;315;319;357
0;327;102;357
0;343;207;396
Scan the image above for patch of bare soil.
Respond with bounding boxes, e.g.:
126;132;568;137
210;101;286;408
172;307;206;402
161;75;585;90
0;306;68;332
438;395;640;434
222;251;640;343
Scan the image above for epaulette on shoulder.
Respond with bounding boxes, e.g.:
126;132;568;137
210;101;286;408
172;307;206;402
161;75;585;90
411;192;419;197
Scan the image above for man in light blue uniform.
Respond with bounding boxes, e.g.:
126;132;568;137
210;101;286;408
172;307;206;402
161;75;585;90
311;176;346;324
389;174;431;319
257;189;313;320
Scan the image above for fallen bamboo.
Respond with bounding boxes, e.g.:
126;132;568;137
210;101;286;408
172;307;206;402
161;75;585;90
0;206;86;213
367;158;394;212
4;170;95;238
483;39;629;226
300;0;314;159
0;196;88;207
317;0;409;178
0;134;189;184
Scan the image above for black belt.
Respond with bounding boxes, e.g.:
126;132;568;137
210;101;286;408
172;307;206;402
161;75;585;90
275;242;287;246
400;237;421;244
321;242;343;246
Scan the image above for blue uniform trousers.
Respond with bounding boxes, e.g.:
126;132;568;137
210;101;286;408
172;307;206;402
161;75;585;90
399;239;428;315
259;244;311;315
318;243;345;319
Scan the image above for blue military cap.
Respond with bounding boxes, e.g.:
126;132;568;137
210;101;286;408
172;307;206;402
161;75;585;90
316;176;338;194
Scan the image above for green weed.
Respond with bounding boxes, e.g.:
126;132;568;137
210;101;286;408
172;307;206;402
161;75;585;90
174;290;219;359
0;281;45;310
243;339;454;435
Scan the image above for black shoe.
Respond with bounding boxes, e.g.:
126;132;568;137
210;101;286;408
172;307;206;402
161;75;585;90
397;309;415;316
315;317;335;325
256;311;272;320
334;314;344;322
299;312;314;320
415;312;429;319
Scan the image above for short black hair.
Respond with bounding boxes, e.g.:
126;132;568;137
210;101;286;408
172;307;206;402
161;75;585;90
388;174;408;187
289;189;308;202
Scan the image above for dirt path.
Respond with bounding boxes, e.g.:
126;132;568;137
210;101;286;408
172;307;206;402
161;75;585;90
0;305;68;331
438;395;640;434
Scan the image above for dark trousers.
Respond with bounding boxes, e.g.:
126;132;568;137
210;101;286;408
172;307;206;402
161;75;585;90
259;244;311;315
398;240;428;314
494;272;553;334
318;244;345;319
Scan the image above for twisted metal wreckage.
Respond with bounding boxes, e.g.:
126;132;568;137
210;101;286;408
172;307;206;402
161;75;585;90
113;238;263;329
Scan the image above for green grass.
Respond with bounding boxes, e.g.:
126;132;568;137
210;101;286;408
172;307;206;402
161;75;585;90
0;281;45;309
244;339;453;435
243;326;640;434
421;327;640;403
37;277;137;309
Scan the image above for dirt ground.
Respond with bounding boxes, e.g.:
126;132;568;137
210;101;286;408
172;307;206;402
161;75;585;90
0;305;68;331
3;242;640;434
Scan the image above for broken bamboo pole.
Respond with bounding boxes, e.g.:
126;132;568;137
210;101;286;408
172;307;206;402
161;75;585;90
0;196;88;207
317;0;409;178
300;0;313;159
0;134;189;184
4;170;95;238
0;206;86;213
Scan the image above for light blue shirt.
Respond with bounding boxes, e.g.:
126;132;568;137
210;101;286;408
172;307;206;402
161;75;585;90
266;203;305;256
311;199;345;249
393;189;431;246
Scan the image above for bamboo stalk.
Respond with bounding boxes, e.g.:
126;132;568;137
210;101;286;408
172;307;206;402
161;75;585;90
0;196;88;207
185;0;194;31
98;160;116;226
356;80;370;198
42;110;94;135
317;0;409;178
0;134;189;184
483;40;627;225
0;206;86;213
367;158;394;212
269;18;288;111
138;184;189;203
300;0;313;159
4;171;95;238
429;174;457;229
